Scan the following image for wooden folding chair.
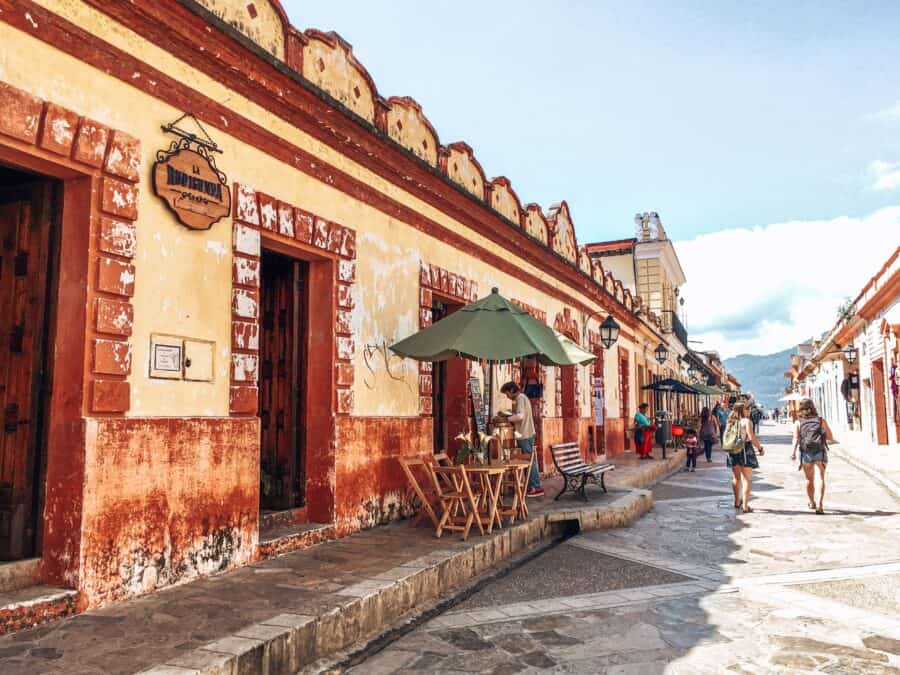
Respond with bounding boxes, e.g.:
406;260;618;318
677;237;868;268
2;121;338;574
509;450;533;519
433;451;452;466
399;457;442;529
431;465;483;540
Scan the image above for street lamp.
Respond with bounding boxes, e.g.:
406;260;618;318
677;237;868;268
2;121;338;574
599;315;620;349
654;343;668;364
688;365;698;381
844;345;857;364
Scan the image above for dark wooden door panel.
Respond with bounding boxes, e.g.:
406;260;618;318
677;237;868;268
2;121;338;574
0;182;55;560
259;251;306;511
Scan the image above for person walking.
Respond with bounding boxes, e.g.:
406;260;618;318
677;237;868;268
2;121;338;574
713;402;729;446
634;402;654;460
683;428;699;472
501;382;544;497
750;405;762;435
792;398;833;514
699;407;719;462
722;402;765;513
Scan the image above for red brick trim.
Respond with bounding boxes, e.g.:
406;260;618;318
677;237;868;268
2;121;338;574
417;262;478;416
1;0;640;334
230;183;357;416
0;81;141;414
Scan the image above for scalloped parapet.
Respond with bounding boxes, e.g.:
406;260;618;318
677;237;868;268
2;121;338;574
577;245;592;275
623;288;633;312
302;30;379;123
604;271;616;295
385;96;439;167
546;201;577;264
197;0;288;59
487;177;523;226
523;204;549;245
591;258;605;283
441;142;486;200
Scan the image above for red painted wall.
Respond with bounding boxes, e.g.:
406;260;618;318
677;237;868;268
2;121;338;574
605;417;627;457
334;417;432;534
77;418;259;608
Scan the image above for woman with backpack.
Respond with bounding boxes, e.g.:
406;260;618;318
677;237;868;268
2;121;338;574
699;407;719;463
792;398;834;515
722;402;765;513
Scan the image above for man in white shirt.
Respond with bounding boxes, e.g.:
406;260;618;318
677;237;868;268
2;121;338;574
501;381;544;497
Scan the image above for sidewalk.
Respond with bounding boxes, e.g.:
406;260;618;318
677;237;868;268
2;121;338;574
827;428;900;500
0;449;682;675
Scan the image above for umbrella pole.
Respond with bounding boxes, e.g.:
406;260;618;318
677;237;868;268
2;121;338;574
486;361;493;465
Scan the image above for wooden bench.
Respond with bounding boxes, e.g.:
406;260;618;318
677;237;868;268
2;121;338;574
550;442;614;501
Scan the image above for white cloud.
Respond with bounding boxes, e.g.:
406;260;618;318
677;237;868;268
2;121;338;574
870;160;900;191
675;207;900;358
871;101;900;122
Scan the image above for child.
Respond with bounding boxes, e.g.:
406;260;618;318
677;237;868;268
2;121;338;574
684;428;699;472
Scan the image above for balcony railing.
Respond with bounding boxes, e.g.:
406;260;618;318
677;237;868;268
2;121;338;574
662;311;688;348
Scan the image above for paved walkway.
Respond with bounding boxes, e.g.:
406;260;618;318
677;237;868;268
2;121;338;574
350;421;900;673
828;427;900;499
0;449;681;674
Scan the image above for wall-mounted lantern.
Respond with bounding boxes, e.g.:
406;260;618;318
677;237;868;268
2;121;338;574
654;343;669;364
599;315;620;349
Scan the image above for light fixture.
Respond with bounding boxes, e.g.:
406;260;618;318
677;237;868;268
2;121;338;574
844;345;857;364
654;343;668;364
808;373;817;384
599;315;620;349
688;365;698;380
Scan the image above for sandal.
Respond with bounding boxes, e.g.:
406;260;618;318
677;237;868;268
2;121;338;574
742;505;753;513
808;501;817;511
815;507;825;515
734;500;743;509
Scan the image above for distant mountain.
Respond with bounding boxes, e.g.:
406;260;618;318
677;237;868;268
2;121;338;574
723;348;794;410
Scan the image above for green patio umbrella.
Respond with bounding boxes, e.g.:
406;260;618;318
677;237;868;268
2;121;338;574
390;288;596;366
391;288;597;462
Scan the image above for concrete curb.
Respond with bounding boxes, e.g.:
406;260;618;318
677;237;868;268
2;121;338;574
138;490;653;675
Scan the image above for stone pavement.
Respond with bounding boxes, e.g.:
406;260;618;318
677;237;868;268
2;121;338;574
826;427;900;500
348;421;900;673
0;449;682;674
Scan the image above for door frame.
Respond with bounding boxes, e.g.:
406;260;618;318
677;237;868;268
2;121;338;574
259;234;336;524
0;179;61;560
0;143;93;585
257;249;308;513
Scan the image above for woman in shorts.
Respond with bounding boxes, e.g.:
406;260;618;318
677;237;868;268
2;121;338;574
726;402;765;513
792;398;834;515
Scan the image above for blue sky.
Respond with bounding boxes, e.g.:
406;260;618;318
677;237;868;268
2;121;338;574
284;1;900;356
287;1;900;242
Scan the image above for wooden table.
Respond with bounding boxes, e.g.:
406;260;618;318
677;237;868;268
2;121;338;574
464;465;506;534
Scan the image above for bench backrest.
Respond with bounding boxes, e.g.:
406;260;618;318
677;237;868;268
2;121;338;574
550;442;582;472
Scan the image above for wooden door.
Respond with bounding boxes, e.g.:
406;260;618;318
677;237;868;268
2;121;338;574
259;251;306;511
872;359;889;445
618;348;630;450
431;299;467;455
0;181;56;560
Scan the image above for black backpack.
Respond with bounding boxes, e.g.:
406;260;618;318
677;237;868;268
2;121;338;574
798;418;827;453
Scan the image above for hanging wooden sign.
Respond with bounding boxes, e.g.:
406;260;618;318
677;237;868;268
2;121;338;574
152;113;231;231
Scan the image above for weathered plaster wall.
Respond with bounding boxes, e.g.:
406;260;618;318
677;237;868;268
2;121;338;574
79;418;258;606
334;416;432;534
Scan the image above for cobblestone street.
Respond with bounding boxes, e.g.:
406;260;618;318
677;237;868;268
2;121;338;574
348;422;900;674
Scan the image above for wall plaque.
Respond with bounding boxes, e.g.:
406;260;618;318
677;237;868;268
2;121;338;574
153;114;231;231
